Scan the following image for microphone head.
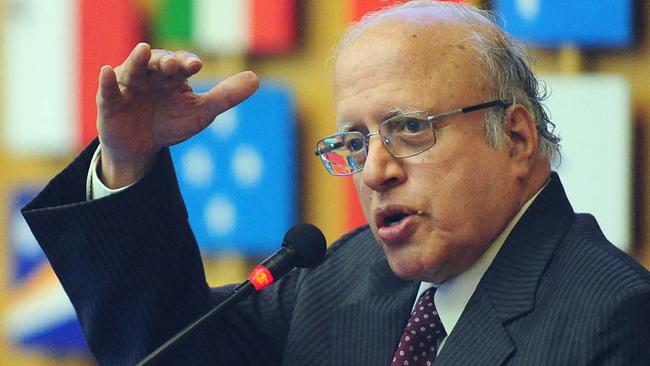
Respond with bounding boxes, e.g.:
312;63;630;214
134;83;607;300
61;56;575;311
282;223;327;268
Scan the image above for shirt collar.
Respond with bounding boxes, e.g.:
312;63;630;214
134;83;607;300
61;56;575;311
415;181;548;337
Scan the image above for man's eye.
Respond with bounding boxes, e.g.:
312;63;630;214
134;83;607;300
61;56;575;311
346;137;365;152
401;118;427;134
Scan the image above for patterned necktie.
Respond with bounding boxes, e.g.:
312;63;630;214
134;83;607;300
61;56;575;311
390;288;446;366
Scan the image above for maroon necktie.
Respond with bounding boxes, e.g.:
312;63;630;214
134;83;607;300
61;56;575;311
390;288;446;366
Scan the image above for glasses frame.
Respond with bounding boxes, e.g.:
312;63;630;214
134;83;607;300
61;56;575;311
315;99;513;176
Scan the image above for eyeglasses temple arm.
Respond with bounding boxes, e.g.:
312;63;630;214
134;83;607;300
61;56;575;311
314;141;344;156
461;100;512;113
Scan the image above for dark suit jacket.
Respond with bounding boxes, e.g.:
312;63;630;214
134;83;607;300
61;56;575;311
23;141;650;365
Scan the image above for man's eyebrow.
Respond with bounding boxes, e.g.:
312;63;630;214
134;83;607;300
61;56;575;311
380;107;410;120
335;106;419;132
336;121;363;133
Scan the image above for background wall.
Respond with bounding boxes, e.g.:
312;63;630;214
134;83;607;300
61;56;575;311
0;0;648;365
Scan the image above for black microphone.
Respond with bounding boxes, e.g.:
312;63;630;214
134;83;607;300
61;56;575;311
241;222;326;292
136;223;326;366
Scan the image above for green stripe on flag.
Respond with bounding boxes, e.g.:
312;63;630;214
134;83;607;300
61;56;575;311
153;0;193;46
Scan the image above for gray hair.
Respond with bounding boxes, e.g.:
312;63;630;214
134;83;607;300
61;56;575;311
336;0;560;162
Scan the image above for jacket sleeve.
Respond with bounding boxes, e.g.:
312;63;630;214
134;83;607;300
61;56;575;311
21;140;295;365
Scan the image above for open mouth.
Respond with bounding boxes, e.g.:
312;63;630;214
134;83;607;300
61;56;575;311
375;206;420;244
376;206;418;229
383;212;409;227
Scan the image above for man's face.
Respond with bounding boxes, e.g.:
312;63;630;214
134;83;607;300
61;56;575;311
334;19;522;283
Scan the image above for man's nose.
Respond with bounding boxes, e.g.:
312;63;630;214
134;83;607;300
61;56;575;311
361;137;406;191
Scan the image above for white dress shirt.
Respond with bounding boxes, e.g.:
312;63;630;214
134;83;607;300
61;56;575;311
86;147;133;200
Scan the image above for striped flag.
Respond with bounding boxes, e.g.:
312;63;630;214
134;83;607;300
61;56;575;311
153;0;296;55
4;264;89;353
3;188;89;354
2;0;142;157
152;0;193;47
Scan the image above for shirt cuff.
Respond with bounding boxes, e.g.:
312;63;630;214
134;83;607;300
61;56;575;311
86;146;135;200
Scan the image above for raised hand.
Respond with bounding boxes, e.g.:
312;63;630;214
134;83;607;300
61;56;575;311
96;42;259;188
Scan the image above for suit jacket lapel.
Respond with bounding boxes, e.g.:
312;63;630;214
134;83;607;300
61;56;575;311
435;289;515;365
437;173;575;365
483;172;574;322
330;258;419;366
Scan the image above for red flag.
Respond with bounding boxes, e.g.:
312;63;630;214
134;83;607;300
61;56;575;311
79;0;143;147
350;0;402;21
251;0;296;54
350;0;477;22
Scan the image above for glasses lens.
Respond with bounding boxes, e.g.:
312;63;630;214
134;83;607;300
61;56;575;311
381;112;435;157
316;132;366;175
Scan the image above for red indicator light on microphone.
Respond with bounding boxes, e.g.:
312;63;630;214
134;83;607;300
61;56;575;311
248;265;275;291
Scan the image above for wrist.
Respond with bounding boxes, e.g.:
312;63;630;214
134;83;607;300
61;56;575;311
98;148;156;189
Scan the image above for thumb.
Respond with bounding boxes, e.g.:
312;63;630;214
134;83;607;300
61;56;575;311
200;71;260;121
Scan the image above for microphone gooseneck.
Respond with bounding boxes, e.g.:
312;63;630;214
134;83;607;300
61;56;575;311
136;223;327;366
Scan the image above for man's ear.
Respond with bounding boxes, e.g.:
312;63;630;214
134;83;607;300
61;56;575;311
502;104;539;178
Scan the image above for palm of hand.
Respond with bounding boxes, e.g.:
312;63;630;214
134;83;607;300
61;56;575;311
99;82;205;161
95;43;259;187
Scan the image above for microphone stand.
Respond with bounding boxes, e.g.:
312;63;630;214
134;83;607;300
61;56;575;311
136;282;255;366
135;223;326;365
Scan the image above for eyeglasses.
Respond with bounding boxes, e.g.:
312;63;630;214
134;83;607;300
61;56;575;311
315;100;512;176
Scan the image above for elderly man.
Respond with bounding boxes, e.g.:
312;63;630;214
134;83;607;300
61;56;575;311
23;1;649;365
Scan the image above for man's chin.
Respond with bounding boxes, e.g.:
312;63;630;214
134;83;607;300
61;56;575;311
386;255;430;282
384;249;449;283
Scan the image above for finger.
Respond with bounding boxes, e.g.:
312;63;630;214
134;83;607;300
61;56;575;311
201;71;260;119
98;65;120;101
147;50;201;86
173;50;203;77
97;66;122;116
149;49;180;76
114;42;152;89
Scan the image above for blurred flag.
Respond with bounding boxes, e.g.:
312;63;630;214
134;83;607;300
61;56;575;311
540;74;631;251
349;0;401;22
79;0;143;146
3;189;89;354
493;0;633;48
171;80;297;255
349;0;478;21
3;0;77;156
153;0;297;55
2;0;142;157
152;0;193;46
